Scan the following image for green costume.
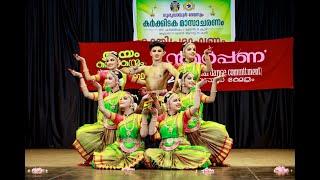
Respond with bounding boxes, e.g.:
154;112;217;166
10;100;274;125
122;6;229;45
144;112;212;169
73;91;127;161
92;113;145;169
177;62;202;81
177;91;233;164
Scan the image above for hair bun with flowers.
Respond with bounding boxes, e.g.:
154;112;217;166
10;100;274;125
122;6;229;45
164;91;174;103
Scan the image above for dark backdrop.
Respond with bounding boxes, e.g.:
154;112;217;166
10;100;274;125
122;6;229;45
25;0;296;148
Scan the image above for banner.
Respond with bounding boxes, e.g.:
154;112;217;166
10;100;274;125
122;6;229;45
133;0;235;42
79;37;293;91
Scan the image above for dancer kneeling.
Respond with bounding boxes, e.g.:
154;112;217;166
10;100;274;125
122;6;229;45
176;72;233;166
144;86;212;169
69;69;127;166
91;81;148;169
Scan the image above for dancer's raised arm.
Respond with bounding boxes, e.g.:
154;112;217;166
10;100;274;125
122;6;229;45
73;54;99;81
140;110;149;138
92;80;112;119
68;68;99;100
203;74;225;103
148;108;158;136
188;86;201;116
202;46;213;72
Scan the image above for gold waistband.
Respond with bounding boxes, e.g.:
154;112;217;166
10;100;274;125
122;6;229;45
119;138;141;153
159;138;181;151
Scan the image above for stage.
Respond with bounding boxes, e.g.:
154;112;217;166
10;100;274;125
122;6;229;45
25;149;295;179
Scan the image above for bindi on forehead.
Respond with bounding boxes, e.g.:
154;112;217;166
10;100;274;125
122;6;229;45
152;46;163;51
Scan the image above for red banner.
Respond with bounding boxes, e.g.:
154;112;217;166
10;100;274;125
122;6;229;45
79;37;293;91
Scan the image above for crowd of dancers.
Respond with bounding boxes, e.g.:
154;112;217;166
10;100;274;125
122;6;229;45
68;41;233;170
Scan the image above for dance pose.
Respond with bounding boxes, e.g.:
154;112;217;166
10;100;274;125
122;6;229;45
128;41;179;93
91;81;148;169
144;88;212;169
69;69;127;165
177;42;213;81
177;72;233;166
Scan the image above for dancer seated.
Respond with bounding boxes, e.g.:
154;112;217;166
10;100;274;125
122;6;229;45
176;72;233;166
73;51;145;89
91;81;148;169
68;69;127;166
144;87;212;169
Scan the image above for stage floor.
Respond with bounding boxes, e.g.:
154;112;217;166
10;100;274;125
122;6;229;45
25;149;295;179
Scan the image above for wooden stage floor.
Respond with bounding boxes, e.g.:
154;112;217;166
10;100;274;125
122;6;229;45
25;149;295;179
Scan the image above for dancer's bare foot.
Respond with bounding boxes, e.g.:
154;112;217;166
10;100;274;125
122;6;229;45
77;155;93;166
78;159;91;166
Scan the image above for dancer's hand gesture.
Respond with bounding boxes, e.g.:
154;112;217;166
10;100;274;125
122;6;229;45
150;107;158;117
213;74;226;84
73;54;85;62
68;68;82;78
196;79;208;88
91;80;102;90
203;46;213;55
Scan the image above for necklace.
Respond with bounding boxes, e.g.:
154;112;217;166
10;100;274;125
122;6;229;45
163;114;177;136
163;122;174;145
124;112;133;117
181;87;191;95
124;116;135;137
165;124;174;135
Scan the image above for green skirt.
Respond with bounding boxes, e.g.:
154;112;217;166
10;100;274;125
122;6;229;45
144;137;211;169
92;141;145;169
73;122;116;161
187;120;233;164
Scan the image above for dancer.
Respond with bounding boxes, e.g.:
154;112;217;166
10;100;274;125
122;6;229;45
176;72;233;166
177;42;213;82
91;81;148;169
144;87;212;169
69;69;126;165
128;41;179;93
128;41;180;122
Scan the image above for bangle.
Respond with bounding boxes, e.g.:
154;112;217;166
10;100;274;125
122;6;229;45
79;76;83;79
80;85;87;88
211;90;217;93
132;77;138;83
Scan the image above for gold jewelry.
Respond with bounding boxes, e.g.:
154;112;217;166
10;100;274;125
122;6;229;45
125;120;135;137
163;117;176;135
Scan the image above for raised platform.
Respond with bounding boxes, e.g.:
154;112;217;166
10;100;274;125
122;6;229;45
25;149;295;179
